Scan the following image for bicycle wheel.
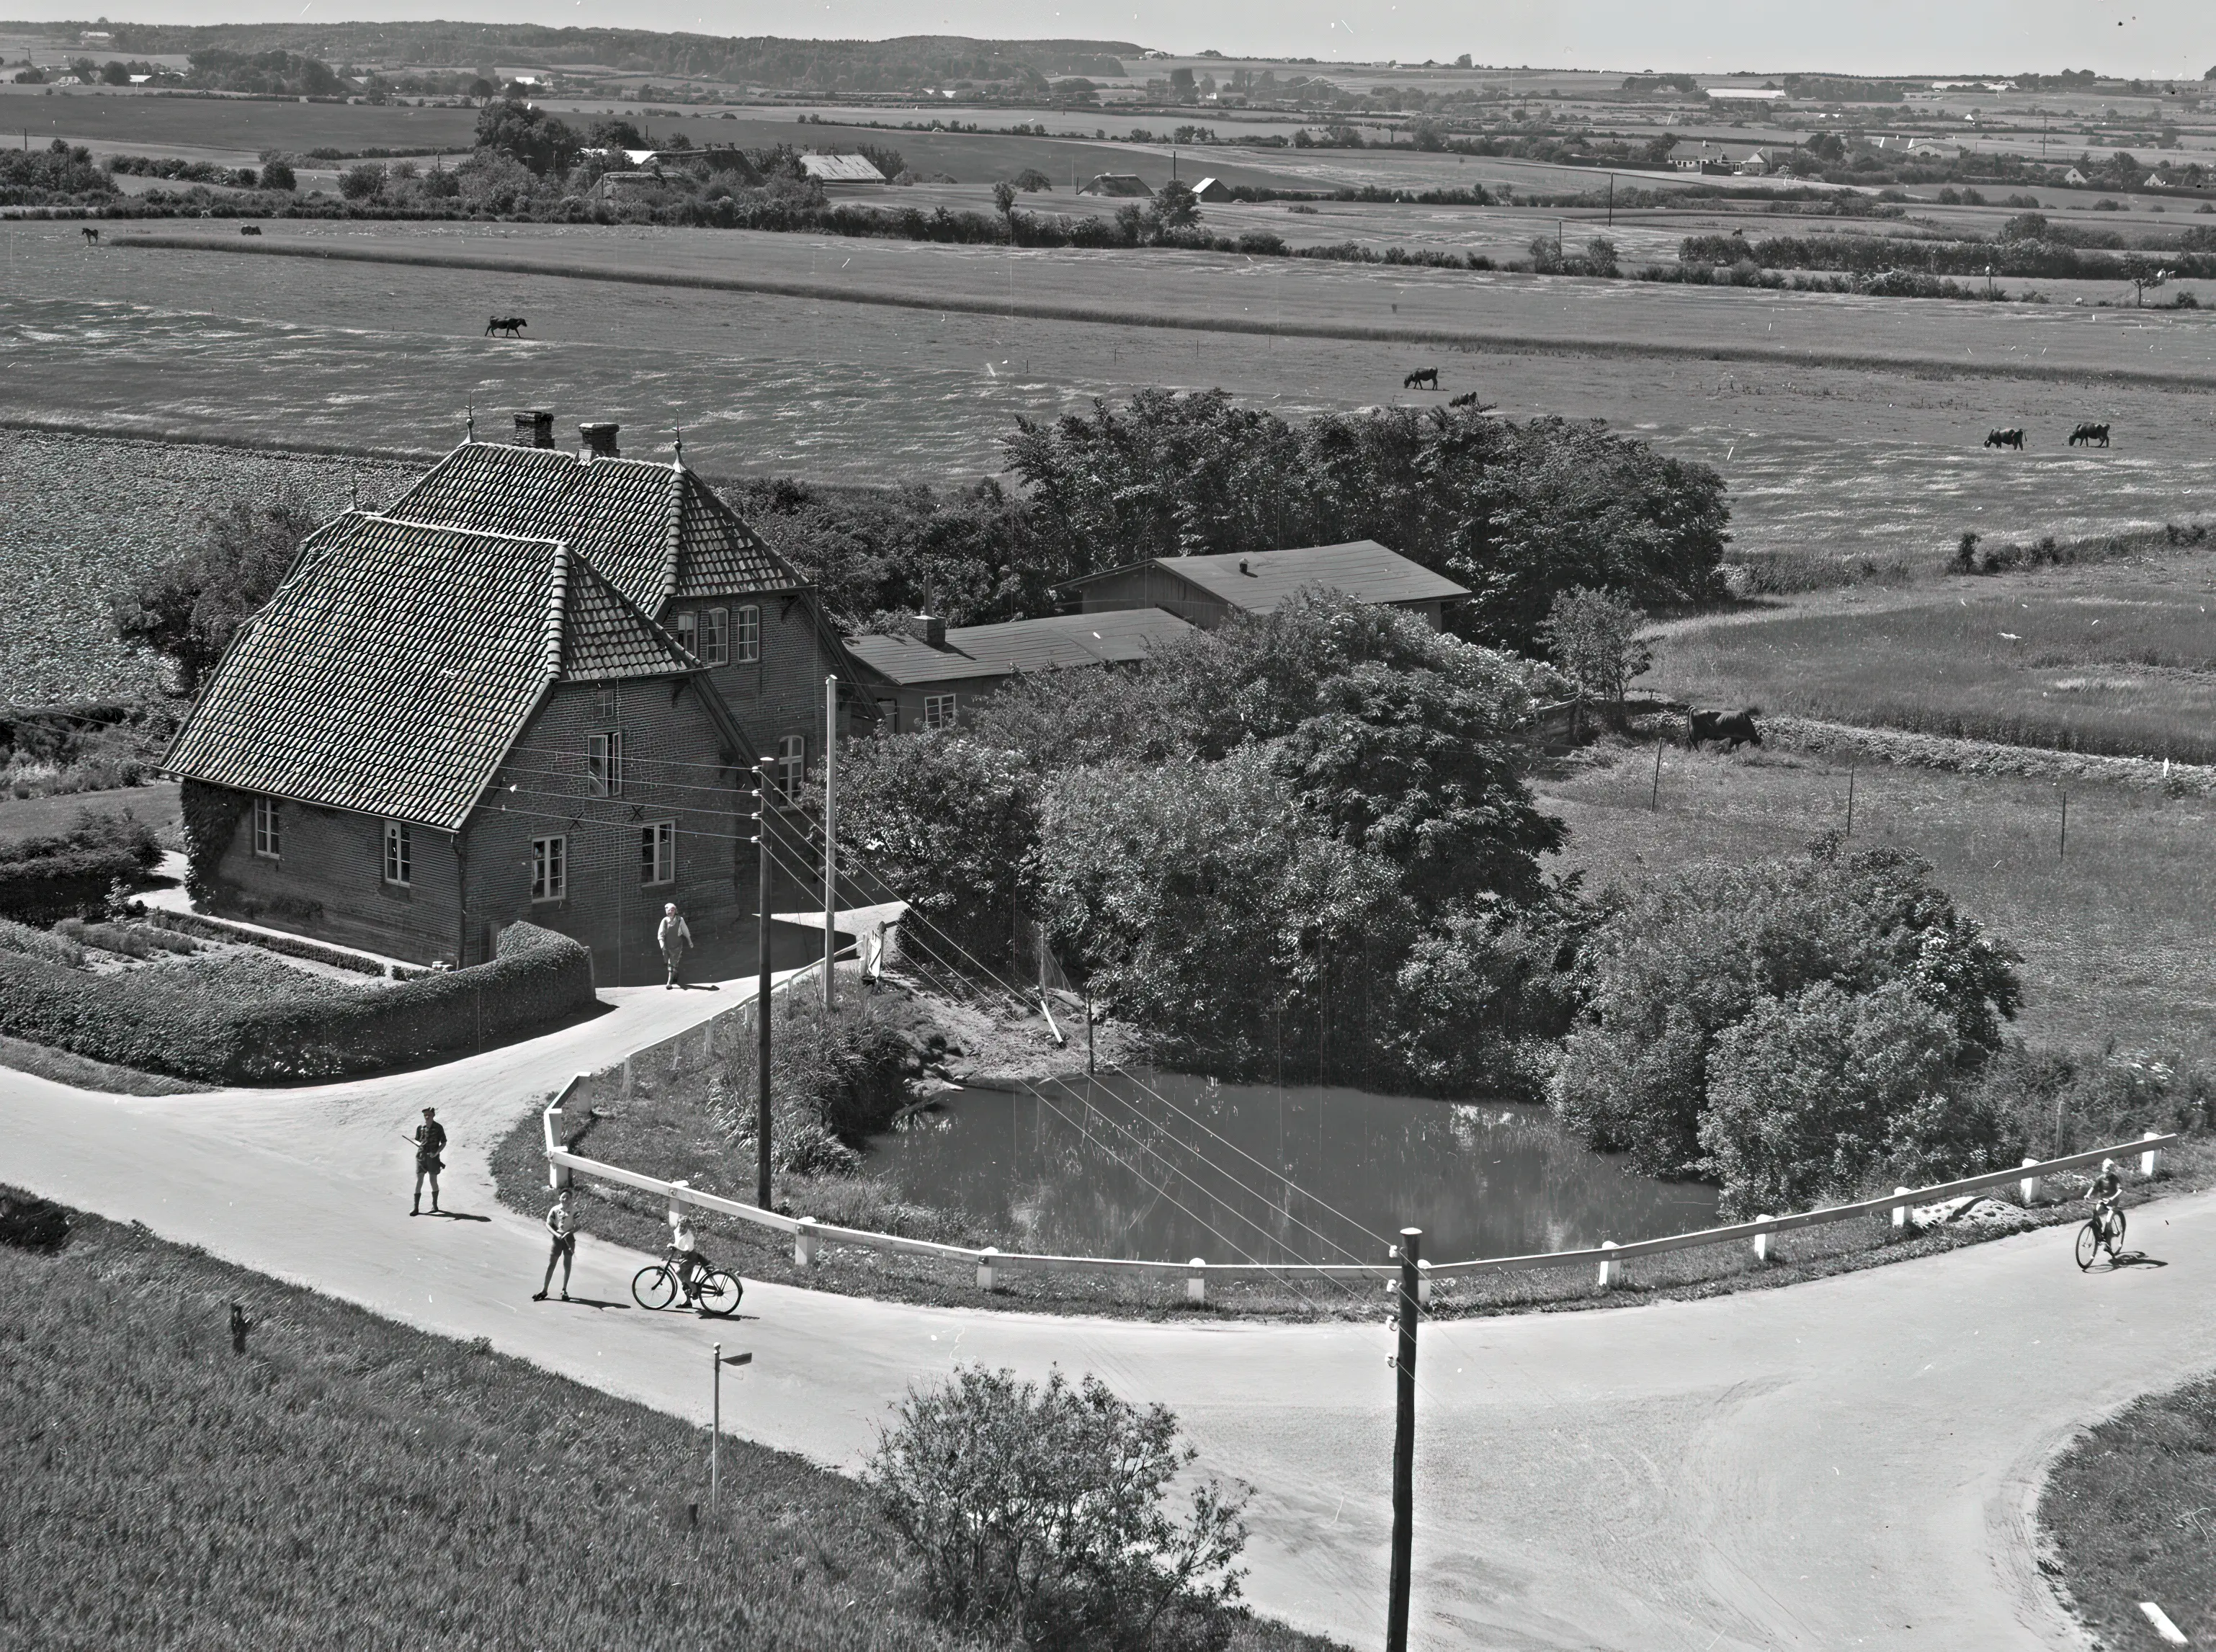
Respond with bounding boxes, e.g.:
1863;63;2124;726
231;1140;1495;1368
633;1264;679;1310
2075;1223;2100;1271
2109;1209;2127;1253
694;1270;743;1318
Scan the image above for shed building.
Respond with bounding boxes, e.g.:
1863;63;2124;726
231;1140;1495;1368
1060;540;1467;631
1077;172;1154;197
844;608;1196;732
799;153;888;184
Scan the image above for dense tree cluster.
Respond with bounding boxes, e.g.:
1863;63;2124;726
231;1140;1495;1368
0;140;115;205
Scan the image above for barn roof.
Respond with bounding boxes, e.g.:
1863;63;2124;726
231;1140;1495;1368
383;440;801;614
845;608;1197;687
163;513;717;831
1078;172;1153;197
1063;540;1468;615
800;152;888;183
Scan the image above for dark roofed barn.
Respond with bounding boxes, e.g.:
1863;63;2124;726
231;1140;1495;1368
845;608;1197;732
1061;540;1468;631
1076;172;1154;197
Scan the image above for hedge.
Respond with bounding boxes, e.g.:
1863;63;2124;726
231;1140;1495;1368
0;921;597;1083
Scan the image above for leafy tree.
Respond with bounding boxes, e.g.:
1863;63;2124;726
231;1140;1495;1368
1699;980;2002;1217
993;178;1017;217
836;733;1039;972
1805;131;1846;164
855;142;906;182
1540;585;1650;713
1001;390;1729;652
1552;836;2020;1181
109;499;321;695
473;96;579;177
1011;166;1053;191
1151;179;1201;232
867;1366;1248;1651
338;162;385;201
584;116;644;151
99;60;130;86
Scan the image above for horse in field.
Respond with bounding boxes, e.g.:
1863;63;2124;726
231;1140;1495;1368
80;226;98;244
2068;421;2112;447
239;224;262;236
1403;367;1439;390
1983;428;2025;450
485;316;528;339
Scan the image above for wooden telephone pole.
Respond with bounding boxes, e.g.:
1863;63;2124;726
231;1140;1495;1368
1385;1226;1421;1652
754;760;774;1208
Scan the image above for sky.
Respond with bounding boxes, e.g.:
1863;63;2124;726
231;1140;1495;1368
12;0;2214;80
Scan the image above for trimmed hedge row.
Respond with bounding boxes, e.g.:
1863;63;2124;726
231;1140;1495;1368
0;846;154;926
0;921;596;1083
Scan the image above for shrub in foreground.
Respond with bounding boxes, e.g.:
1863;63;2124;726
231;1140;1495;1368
867;1365;1250;1651
0;809;161;925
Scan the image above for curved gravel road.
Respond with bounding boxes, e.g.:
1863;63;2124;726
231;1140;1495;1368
1;979;2200;1651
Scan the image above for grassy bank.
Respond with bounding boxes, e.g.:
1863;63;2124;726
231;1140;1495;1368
0;1189;1336;1652
2040;1372;2216;1649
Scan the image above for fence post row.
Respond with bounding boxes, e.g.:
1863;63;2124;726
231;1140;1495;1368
1187;1258;1207;1304
1892;1187;1912;1230
1597;1240;1621;1290
795;1217;820;1267
2142;1132;2165;1179
2019;1158;2042;1205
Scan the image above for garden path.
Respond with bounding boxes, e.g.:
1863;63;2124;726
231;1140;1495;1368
3;972;2203;1651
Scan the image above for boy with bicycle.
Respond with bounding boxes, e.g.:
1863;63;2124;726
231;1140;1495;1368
2087;1158;2125;1256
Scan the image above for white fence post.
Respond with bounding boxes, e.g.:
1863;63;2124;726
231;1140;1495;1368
704;1016;715;1063
1417;1256;1433;1305
622;1055;634;1102
2019;1158;2042;1205
978;1247;999;1292
545;1099;567;1190
2141;1132;2165;1179
1892;1187;1912;1231
1597;1240;1621;1290
1752;1215;1774;1264
795;1217;820;1267
1187;1258;1207;1304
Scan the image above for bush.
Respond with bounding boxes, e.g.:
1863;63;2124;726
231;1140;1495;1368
711;994;916;1174
1553;835;2020;1185
55;917;197;959
0;809;161;925
0;917;84;968
260;158;297;191
866;1366;1248;1651
0;921;594;1082
338;162;385;202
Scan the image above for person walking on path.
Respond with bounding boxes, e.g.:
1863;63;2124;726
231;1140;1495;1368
411;1107;446;1215
657;902;694;989
534;1187;576;1301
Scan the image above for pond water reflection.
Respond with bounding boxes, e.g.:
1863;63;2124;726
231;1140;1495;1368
865;1069;1720;1266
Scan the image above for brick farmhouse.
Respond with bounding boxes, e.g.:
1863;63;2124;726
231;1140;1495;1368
163;421;865;981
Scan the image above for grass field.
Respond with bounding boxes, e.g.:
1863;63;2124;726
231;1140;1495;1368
1540;737;2216;1063
1649;553;2216;763
8;218;2216;582
0;1191;1336;1652
2039;1374;2216;1651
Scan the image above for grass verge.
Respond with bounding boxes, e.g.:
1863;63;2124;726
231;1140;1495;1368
0;1030;207;1095
0;1189;1337;1652
2040;1372;2216;1650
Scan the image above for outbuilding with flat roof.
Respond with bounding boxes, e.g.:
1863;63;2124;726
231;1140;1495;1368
1060;540;1467;630
845;608;1197;731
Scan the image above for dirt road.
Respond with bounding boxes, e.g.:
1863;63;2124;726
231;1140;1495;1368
1;978;2196;1649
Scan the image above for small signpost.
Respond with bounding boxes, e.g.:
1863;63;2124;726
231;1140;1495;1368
711;1344;753;1517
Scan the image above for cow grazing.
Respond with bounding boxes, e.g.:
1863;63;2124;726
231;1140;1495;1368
1449;391;1496;411
239;224;262;236
1687;707;1762;750
1983;428;2025;450
485;316;528;339
1403;367;1439;390
2068;421;2112;447
79;226;98;245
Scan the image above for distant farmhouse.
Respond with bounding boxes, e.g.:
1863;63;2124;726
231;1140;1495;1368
1077;173;1153;197
1062;540;1467;632
846;609;1195;732
164;416;867;979
799;152;887;184
1190;176;1234;202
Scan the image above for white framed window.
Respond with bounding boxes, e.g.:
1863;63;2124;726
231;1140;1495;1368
252;797;281;859
733;604;760;664
641;820;675;886
591;684;617;721
532;835;567;902
383;821;411;886
672;610;697;657
923;693;958;731
700;606;729;666
776;734;805;804
586;731;622;798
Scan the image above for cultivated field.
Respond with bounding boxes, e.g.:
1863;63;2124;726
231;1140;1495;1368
1649;553;2216;763
1540;737;2216;1063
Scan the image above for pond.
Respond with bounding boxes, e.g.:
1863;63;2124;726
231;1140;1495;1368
864;1068;1720;1268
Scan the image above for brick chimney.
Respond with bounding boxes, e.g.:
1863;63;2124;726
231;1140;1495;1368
579;421;621;460
907;613;947;648
514;409;554;448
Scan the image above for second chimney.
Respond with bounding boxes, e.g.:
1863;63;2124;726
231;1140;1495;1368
514;409;554;449
579;421;621;460
907;613;947;648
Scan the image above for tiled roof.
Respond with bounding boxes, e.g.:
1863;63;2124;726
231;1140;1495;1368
1065;540;1469;615
383;442;800;615
164;513;702;830
846;609;1197;687
800;153;887;182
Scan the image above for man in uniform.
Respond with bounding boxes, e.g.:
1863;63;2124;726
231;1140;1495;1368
411;1107;446;1215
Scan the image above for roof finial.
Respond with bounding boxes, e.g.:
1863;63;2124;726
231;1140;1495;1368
672;423;684;468
349;469;359;510
466;403;476;443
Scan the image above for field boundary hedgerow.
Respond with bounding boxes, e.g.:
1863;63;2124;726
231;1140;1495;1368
107;233;2216;393
1744;714;2216;797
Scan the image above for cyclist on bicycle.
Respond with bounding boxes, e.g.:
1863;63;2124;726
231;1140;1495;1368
668;1216;708;1307
2088;1159;2125;1251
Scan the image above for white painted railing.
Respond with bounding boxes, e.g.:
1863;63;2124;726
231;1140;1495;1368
541;1079;2177;1303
